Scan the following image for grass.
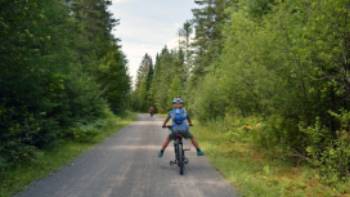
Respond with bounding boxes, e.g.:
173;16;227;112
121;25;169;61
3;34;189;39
0;112;135;197
191;117;350;197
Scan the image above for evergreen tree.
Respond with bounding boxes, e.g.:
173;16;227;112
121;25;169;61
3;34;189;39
178;21;193;70
146;47;187;112
72;0;130;113
0;0;130;166
190;0;230;83
133;54;153;111
142;0;350;179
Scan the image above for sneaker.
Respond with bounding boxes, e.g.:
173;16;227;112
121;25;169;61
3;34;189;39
158;150;164;158
196;149;204;156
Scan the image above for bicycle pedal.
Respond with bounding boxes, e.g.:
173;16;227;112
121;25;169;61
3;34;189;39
169;161;176;166
184;158;189;164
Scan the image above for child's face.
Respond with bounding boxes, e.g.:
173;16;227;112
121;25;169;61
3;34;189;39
173;103;183;108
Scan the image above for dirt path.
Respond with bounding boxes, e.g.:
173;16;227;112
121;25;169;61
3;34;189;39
16;114;237;197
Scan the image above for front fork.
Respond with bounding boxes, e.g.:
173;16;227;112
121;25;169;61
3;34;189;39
170;142;189;166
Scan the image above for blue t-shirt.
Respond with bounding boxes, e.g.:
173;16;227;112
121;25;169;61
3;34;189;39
169;108;189;131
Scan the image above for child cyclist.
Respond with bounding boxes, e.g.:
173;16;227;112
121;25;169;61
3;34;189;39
158;97;204;157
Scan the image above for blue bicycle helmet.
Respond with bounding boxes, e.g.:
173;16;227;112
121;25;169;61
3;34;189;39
172;97;184;104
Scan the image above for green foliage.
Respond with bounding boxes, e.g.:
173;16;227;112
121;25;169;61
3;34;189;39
133;48;187;112
112;0;350;183
0;113;134;197
0;0;130;168
189;0;350;179
132;54;154;111
137;0;350;182
244;0;275;18
97;48;131;113
190;0;230;85
301;111;350;182
67;113;112;143
192;73;227;121
191;118;350;196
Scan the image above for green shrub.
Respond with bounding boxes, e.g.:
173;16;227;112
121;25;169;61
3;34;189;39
0;0;130;168
300;111;350;182
190;0;350;179
222;115;261;143
192;73;227;121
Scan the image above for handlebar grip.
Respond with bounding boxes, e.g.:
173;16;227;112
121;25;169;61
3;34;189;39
162;125;172;129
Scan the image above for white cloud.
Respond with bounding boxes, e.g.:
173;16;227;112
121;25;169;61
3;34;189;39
110;0;195;84
166;37;180;49
121;43;160;82
111;0;130;4
121;37;179;85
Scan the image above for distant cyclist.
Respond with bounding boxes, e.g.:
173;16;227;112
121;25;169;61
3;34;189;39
148;105;155;117
158;97;204;157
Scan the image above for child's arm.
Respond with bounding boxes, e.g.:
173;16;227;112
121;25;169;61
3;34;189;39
187;116;193;126
162;115;171;128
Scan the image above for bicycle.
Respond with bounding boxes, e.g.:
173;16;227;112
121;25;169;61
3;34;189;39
164;126;189;175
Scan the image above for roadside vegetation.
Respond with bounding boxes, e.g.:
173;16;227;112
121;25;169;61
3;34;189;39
0;112;135;197
132;0;350;195
2;0;350;196
192;118;350;196
1;0;131;196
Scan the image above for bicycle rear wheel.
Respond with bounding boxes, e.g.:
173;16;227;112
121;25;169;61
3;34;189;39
178;144;185;175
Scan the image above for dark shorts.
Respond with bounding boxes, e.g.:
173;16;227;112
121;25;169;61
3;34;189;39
168;130;193;140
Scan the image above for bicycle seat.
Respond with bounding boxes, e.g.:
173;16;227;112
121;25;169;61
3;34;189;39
174;132;184;138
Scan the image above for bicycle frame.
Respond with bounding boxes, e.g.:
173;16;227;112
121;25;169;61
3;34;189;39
171;132;188;175
164;126;189;175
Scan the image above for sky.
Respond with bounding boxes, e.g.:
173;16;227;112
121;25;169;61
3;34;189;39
109;0;196;83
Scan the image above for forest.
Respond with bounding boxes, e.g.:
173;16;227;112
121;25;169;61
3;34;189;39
132;0;350;184
0;0;130;171
1;0;350;195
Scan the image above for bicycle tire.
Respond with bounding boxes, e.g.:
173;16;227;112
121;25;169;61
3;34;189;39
178;143;184;175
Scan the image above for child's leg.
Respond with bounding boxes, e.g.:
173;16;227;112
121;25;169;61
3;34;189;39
190;137;200;149
186;130;201;149
159;135;172;158
187;131;204;156
161;136;171;151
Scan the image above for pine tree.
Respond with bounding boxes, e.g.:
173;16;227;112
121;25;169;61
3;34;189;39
190;0;230;84
178;21;193;68
0;0;130;165
133;54;154;111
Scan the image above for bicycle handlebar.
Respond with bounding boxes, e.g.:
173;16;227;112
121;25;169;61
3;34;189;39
162;125;172;129
162;124;193;129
